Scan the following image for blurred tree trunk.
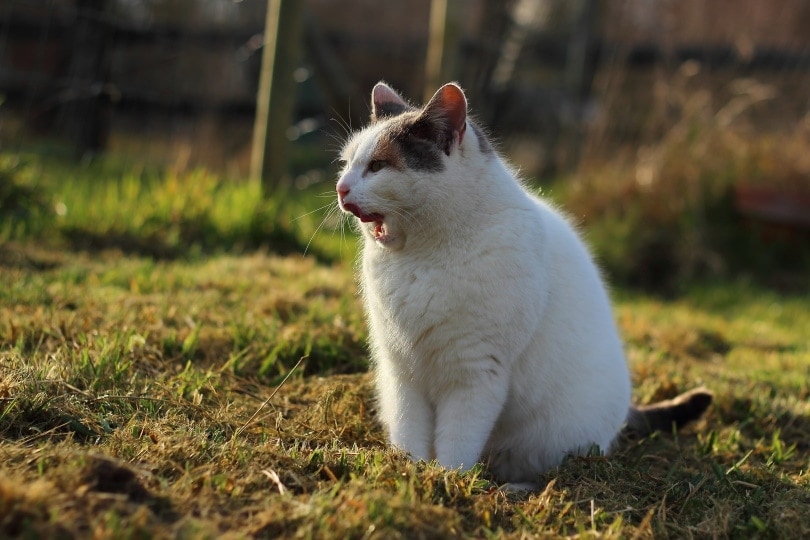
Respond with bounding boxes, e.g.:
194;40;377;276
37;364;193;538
251;0;303;194
461;0;516;122
423;0;462;101
61;0;112;159
303;15;364;130
560;0;598;170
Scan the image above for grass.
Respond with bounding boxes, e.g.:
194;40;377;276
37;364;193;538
0;151;349;262
1;149;809;537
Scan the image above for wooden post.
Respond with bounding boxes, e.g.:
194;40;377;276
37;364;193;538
250;0;303;193
562;0;598;170
424;0;461;102
565;0;597;99
62;0;111;159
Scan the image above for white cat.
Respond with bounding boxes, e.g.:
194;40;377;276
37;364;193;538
335;81;711;484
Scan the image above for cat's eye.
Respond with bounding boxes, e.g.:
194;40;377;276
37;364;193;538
368;160;386;173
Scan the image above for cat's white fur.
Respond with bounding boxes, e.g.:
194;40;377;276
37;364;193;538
335;82;640;483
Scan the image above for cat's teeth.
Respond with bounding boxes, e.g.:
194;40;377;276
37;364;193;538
373;221;390;242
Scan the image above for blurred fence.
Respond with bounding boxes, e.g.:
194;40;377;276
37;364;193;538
1;0;809;179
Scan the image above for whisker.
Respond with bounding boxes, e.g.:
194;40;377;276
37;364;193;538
328;110;353;140
303;202;341;257
291;202;335;222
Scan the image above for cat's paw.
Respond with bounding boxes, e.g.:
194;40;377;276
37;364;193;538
497;482;540;493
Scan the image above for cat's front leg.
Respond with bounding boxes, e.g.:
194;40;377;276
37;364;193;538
377;370;434;462
433;362;509;471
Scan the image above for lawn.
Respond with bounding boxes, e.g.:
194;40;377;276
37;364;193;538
0;152;808;538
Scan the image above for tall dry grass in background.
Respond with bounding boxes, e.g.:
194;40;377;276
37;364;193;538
561;62;810;291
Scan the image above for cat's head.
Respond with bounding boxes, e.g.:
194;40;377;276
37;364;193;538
336;82;488;250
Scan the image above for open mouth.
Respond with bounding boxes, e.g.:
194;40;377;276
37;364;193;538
371;220;389;242
342;203;390;243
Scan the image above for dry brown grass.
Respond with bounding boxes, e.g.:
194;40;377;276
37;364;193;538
1;240;808;538
558;65;810;292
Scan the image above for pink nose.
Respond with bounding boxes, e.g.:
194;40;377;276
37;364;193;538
337;183;350;202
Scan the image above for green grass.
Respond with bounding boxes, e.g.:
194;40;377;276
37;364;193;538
0;151;353;262
1;150;808;537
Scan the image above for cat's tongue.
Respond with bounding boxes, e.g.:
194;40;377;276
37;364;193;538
343;203;382;223
342;202;386;240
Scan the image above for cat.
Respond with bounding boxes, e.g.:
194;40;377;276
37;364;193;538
335;81;712;485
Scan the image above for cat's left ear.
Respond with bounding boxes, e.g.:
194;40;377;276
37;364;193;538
371;82;410;121
416;83;467;156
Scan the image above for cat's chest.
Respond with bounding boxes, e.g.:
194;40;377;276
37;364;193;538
367;254;458;325
362;246;509;364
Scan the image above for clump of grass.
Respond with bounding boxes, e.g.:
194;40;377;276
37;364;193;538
55;168;320;260
0;154;54;241
1;237;808;537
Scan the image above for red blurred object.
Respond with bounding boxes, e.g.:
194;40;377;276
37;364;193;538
735;185;810;230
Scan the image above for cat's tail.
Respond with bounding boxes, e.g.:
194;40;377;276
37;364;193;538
624;388;713;436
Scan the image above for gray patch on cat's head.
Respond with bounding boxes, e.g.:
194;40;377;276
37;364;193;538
395;131;445;172
372;114;490;173
380;113;445;173
469;121;493;155
366;82;490;173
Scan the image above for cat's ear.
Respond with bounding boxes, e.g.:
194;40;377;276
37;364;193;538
413;83;467;156
371;82;410;121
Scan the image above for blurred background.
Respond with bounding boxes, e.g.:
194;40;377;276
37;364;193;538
1;0;809;291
